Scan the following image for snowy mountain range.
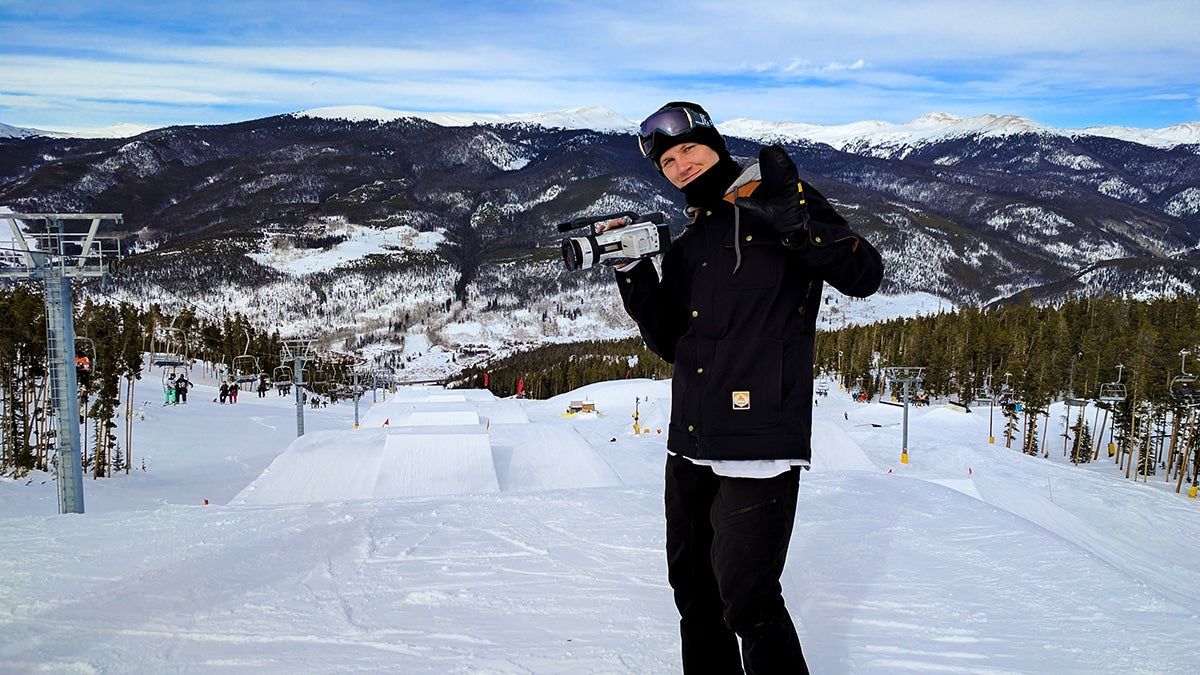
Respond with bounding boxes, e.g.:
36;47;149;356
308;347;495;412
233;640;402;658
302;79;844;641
3;106;1200;376
12;105;1198;150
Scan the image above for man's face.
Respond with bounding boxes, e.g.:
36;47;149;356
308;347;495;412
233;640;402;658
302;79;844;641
658;142;719;189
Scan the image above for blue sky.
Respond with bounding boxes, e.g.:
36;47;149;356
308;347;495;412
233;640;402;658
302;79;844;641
2;0;1198;132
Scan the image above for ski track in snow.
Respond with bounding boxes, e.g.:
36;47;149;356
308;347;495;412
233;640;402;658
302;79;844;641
2;373;1199;673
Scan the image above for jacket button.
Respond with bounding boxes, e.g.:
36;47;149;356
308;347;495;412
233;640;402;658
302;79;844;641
696;367;704;374
745;235;753;242
691;310;699;318
687;425;694;432
814;236;823;243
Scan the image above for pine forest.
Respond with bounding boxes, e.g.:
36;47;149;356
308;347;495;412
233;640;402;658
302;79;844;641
3;285;1200;496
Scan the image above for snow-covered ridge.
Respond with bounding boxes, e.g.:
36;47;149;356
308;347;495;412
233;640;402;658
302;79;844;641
6;106;1197;149
299;106;1200;150
0;121;157;139
295;105;637;133
721;113;1200;151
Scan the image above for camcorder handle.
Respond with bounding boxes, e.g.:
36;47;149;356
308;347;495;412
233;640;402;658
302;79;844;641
556;211;664;233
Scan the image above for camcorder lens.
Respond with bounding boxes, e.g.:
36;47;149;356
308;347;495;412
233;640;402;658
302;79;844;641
562;239;582;271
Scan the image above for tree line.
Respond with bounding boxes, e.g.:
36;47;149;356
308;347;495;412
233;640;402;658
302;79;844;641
0;285;290;479
448;338;672;400
816;292;1200;488
451;293;1200;492
8;283;1199;493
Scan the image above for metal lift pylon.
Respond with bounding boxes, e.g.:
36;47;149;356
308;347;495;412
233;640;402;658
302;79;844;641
1;213;122;514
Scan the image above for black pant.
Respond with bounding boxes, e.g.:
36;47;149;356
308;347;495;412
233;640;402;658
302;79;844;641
665;453;808;675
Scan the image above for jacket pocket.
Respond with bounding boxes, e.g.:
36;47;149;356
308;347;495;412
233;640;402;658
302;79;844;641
701;337;782;432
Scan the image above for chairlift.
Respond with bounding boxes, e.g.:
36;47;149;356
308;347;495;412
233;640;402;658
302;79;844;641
75;336;96;370
230;329;262;384
75;336;96;380
1169;351;1200;405
161;362;186;390
272;364;293;384
150;317;188;368
300;364;330;394
1097;363;1127;403
373;369;394;390
310;364;331;394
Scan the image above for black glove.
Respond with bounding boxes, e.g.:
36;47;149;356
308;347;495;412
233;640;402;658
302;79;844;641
736;145;810;236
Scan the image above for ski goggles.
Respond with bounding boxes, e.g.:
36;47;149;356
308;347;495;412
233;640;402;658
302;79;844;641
637;106;713;157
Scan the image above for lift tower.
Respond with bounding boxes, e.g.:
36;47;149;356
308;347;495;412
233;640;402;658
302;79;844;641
885;366;925;465
1;213;122;514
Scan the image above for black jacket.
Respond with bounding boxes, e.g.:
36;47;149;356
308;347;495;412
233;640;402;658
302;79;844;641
616;173;883;462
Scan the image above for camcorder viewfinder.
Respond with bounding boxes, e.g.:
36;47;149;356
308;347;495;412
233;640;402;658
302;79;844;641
558;211;670;271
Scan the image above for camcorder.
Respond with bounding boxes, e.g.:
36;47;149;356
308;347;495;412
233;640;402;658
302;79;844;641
557;211;671;271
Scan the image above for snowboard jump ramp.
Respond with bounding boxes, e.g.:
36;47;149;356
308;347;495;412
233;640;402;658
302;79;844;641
234;386;618;505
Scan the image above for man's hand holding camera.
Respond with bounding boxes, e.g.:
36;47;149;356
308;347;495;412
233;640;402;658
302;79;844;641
594;218;642;271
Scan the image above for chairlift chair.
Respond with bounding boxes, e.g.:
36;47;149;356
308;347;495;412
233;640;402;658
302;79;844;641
299;365;329;394
1169;375;1199;405
309;365;331;394
1097;363;1127;403
75;336;97;384
1097;382;1127;403
230;328;261;384
1169;353;1200;406
373;369;394;390
75;336;96;372
231;354;261;384
150;325;188;368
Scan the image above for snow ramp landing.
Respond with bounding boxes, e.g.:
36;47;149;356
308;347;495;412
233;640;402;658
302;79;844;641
379;428;500;497
234;386;620;506
233;425;500;505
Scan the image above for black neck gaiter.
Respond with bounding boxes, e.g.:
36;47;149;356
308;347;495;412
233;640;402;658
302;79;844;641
680;155;744;209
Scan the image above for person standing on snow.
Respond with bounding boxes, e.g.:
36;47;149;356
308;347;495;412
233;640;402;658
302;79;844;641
611;102;884;673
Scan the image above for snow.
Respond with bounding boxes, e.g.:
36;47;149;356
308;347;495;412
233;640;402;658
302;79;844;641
249;219;446;276
296;105;637;133
0;121;157;139
2;365;1200;673
721;112;1200;152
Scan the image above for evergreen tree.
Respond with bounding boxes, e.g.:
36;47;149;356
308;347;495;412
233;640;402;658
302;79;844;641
1071;413;1093;464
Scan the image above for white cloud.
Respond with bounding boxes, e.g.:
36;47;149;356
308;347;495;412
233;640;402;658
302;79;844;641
1;0;1198;130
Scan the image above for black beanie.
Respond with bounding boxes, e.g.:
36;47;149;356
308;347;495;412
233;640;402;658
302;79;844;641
645;101;734;171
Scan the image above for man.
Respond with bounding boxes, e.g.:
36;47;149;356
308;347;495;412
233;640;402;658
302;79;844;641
613;102;883;673
174;372;191;404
